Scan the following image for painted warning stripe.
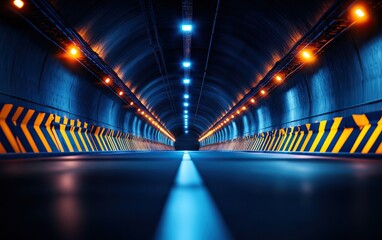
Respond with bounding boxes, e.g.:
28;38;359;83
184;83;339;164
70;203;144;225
0;103;173;154
202;110;382;154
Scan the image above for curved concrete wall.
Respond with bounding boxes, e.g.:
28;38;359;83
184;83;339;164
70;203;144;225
202;17;382;145
0;14;172;147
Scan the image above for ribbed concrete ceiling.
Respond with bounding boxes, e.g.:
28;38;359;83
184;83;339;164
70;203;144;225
49;0;335;137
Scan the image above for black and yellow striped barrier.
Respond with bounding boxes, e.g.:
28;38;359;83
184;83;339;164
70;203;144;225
201;111;382;154
0;103;173;154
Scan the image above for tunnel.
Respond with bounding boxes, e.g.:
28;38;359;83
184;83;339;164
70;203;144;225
1;0;382;239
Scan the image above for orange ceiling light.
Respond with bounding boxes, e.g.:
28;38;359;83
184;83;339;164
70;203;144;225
351;5;368;22
242;106;246;110
105;77;111;84
300;50;315;62
275;74;283;82
261;89;266;95
118;91;123;96
250;98;255;103
130;102;134;106
13;0;24;8
69;46;80;57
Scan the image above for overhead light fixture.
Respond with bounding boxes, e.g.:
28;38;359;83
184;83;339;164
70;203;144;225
251;98;255;103
275;74;283;82
261;90;266;95
184;110;188;114
242;106;246;110
184;102;189;107
105;77;111;84
182;24;193;32
183;61;191;68
351;5;368;22
185;131;189;134
355;8;365;18
68;46;80;58
300;50;315;62
13;0;24;9
119;91;123;96
184;94;189;99
183;78;191;85
130;102;134;106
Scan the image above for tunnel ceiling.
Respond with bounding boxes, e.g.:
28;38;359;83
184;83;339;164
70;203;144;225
47;0;335;137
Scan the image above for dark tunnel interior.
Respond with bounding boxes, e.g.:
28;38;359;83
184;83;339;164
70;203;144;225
1;0;382;239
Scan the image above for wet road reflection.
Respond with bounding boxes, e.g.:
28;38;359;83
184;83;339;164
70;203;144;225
0;151;382;239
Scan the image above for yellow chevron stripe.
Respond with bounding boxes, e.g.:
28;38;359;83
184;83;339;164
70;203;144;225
63;117;68;125
60;124;74;152
0;141;5;153
288;131;299;151
51;125;64;152
54;115;61;123
293;131;305;152
108;130;117;151
282;127;294;151
126;134;132;150
309;121;327;152
69;126;82;152
332;128;353;153
84;129;95;151
272;131;282;151
277;130;287;151
262;134;271;151
350;125;371;153
12;107;24;126
111;131;119;151
268;132;278;150
70;119;75;126
320;118;342;153
88;126;98;151
255;135;263;151
300;131;313;152
362;117;382;154
116;134;123;150
46;114;60;150
250;136;257;151
77;127;89;152
103;129;112;150
20;110;39;153
34;113;52;152
16;137;26;153
107;130;115;150
94;127;105;151
377;142;382;154
0;104;21;153
99;128;109;151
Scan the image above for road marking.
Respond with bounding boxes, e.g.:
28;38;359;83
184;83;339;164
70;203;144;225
155;152;232;240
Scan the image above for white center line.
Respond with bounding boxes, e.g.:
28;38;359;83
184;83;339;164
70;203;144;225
155;151;232;240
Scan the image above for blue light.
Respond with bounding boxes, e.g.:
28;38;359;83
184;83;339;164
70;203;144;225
184;94;189;99
183;78;191;85
184;102;189;107
184;110;188;114
184;115;188;119
183;61;191;68
185;131;189;134
182;24;193;32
